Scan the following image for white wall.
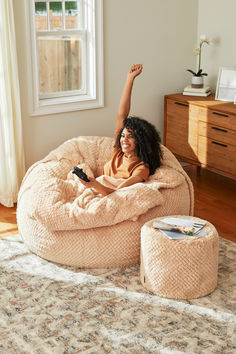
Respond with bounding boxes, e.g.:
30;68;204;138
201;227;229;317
197;0;236;88
13;0;198;168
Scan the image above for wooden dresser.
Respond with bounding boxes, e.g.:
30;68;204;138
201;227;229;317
164;93;236;179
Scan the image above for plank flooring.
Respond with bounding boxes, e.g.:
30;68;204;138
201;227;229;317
0;203;17;239
183;165;236;243
0;166;235;242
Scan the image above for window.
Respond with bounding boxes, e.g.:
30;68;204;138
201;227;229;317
29;0;103;116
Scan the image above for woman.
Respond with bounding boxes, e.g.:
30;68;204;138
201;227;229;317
79;64;162;195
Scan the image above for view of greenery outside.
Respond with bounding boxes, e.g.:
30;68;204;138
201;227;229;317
35;2;46;12
35;0;82;93
35;1;77;13
50;2;62;12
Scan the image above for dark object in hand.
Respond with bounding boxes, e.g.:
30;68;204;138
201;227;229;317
72;166;90;182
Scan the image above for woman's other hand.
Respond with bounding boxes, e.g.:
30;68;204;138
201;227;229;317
78;176;115;196
78;176;96;188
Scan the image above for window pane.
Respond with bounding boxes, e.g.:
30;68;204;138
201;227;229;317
35;2;47;30
37;35;82;95
49;2;62;30
65;1;79;29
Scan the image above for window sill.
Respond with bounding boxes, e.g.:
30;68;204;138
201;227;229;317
30;94;104;116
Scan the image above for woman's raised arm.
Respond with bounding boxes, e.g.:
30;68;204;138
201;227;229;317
114;64;143;140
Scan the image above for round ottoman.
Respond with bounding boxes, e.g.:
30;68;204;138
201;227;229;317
140;216;219;299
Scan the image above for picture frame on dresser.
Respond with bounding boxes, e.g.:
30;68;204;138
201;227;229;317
215;67;236;102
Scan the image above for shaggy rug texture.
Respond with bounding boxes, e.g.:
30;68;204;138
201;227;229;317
0;235;235;353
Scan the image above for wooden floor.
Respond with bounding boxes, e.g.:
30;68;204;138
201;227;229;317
0;166;235;242
183;165;236;243
0;203;18;238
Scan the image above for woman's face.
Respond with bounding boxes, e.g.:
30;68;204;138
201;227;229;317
120;128;136;157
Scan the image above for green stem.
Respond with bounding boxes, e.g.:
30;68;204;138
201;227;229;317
198;42;202;73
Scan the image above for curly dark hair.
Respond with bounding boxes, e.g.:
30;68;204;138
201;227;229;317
115;116;163;175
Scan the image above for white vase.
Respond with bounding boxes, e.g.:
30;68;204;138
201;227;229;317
191;76;204;88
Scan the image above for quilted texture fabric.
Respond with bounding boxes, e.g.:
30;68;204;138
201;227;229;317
17;136;194;268
140;216;219;299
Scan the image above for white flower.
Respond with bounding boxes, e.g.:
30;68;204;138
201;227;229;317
200;34;211;44
187;34;212;76
200;34;207;41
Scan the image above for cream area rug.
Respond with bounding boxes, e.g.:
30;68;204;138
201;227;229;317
0;235;235;354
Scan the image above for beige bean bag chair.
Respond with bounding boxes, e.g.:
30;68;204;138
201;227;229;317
17;136;194;268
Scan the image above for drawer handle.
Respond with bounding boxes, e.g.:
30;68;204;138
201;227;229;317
211;126;228;133
174;102;188;107
212;111;228;118
211;141;227;148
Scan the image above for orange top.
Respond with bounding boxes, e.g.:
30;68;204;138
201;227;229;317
103;148;149;181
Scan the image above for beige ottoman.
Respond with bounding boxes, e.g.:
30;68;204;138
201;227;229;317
140;216;219;299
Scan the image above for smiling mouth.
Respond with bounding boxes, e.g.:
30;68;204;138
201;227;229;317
122;145;131;150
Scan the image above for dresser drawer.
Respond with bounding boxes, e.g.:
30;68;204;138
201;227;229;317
166;99;189;119
208;110;236;130
198;121;236;146
166;113;198;161
198;135;236;175
196;107;236;130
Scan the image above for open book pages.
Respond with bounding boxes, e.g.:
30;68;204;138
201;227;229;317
153;217;206;239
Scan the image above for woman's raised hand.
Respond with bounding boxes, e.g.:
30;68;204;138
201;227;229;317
115;63;143;140
128;64;143;79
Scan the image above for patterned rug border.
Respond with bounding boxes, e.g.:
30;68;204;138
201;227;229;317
0;234;235;353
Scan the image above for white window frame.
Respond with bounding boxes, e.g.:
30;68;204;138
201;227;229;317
28;0;103;116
